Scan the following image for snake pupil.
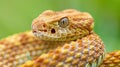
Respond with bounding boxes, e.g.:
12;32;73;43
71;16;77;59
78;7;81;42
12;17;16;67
58;17;69;28
51;28;56;34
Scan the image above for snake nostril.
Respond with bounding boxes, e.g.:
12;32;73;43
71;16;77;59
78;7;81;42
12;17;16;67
43;25;45;27
42;23;46;28
51;28;56;34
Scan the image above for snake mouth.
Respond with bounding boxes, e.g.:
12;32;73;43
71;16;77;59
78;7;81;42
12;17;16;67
38;29;47;32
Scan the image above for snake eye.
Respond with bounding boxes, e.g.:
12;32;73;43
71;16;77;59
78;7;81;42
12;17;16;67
58;17;69;28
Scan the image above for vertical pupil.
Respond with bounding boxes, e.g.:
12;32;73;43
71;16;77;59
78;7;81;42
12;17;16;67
59;17;69;28
62;20;65;24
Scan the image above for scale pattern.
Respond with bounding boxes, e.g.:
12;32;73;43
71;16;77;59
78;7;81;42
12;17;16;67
0;9;119;67
0;31;120;67
21;33;105;67
0;31;64;67
100;51;120;67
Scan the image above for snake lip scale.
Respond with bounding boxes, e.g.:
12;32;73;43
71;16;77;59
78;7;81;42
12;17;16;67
0;9;120;67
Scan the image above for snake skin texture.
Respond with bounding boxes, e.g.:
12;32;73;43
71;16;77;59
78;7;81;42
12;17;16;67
0;31;66;67
100;51;120;67
0;9;119;67
21;33;105;67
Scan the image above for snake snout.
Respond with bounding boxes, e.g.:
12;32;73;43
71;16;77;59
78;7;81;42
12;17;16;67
37;23;48;32
32;24;37;34
32;21;48;32
32;30;37;33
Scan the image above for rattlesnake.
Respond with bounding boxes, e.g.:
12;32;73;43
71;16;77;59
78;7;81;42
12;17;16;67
0;9;120;67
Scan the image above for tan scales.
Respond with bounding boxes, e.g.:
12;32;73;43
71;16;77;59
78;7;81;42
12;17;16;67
0;9;119;67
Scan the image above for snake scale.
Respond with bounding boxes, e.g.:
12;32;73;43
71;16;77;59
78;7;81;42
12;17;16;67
0;9;120;67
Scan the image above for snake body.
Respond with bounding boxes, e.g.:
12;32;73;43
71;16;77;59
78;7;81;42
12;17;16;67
0;9;120;67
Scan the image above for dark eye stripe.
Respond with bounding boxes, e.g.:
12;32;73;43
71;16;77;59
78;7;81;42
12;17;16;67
58;17;69;28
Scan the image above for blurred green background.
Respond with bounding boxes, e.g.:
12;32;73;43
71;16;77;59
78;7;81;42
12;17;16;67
0;0;120;52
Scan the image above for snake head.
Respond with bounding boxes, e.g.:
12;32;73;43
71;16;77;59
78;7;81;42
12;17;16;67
32;9;94;41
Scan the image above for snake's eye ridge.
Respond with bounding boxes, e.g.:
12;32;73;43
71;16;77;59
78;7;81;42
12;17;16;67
58;17;69;28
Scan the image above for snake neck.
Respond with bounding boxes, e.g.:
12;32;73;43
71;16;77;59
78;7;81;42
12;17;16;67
39;31;94;51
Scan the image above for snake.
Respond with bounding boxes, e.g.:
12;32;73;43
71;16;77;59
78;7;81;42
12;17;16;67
0;9;120;67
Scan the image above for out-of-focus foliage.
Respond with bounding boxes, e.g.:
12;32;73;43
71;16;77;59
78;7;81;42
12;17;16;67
0;0;120;52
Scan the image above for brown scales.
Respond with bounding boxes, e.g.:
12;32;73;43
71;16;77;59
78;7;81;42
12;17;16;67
0;9;120;67
21;33;105;67
0;32;64;67
100;51;120;67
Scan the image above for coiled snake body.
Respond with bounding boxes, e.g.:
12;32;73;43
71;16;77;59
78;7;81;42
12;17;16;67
0;9;120;67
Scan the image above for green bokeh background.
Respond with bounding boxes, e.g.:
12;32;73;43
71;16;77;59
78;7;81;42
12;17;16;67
0;0;120;52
